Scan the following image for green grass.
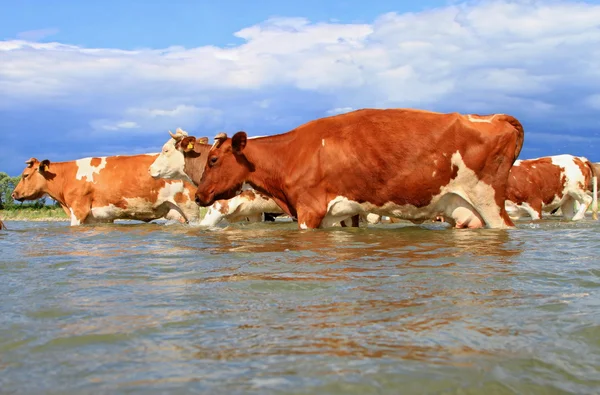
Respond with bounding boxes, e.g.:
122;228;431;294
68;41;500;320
0;206;69;221
0;206;209;222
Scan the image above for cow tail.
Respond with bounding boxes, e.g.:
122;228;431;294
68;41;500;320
586;159;598;220
499;115;525;162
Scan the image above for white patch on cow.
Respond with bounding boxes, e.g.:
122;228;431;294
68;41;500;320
91;204;120;219
513;160;521;167
320;151;504;229
432;170;437;177
75;157;107;183
69;208;81;226
199;192;283;227
300;222;308;230
322;139;325;147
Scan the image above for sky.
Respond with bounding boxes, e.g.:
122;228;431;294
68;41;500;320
2;0;600;176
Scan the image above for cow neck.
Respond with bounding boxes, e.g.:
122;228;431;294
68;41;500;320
41;161;72;207
243;136;293;211
184;145;211;186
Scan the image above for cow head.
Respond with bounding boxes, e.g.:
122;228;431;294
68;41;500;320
12;158;52;201
148;128;208;182
195;131;252;207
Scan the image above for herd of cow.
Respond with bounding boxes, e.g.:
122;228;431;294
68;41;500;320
6;108;599;230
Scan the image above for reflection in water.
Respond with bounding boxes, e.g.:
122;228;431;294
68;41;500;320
1;219;600;394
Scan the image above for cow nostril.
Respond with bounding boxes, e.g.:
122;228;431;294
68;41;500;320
195;196;202;206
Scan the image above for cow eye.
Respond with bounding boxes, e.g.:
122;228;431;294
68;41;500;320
210;157;218;164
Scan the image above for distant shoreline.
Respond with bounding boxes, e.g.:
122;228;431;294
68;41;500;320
0;207;69;222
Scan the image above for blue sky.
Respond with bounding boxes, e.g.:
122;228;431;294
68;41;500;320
2;0;600;176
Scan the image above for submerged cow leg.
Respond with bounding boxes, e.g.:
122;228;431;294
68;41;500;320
570;193;593;221
200;200;231;227
69;201;92;226
296;204;326;229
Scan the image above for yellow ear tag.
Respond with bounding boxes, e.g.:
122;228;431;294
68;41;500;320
40;165;47;172
187;142;194;150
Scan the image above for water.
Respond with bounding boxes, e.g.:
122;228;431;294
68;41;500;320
1;218;600;394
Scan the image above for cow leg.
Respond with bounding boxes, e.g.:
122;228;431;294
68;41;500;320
245;213;263;223
366;213;381;224
519;202;542;220
296;205;326;229
570;193;592;221
560;197;576;220
68;205;90;226
200;199;234;227
264;213;282;222
340;214;360;227
164;208;187;224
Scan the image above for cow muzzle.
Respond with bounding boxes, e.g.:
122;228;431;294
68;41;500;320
194;189;214;207
148;167;160;179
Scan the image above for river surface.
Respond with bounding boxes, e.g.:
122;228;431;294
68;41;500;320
1;217;600;394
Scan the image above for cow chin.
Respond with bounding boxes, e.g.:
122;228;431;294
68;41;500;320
213;183;243;200
195;184;244;206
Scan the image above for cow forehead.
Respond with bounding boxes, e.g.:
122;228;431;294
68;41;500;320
162;139;177;151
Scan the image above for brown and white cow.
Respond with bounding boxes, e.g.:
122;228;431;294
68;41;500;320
148;129;360;227
194;108;524;229
12;154;200;226
505;154;598;221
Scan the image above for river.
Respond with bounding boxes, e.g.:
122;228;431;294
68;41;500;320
1;218;599;394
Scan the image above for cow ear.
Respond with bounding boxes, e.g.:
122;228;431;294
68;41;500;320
39;159;51;173
25;157;38;167
197;137;209;145
232;131;247;154
180;136;197;152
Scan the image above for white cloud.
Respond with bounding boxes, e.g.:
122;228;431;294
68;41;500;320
1;0;600;134
89;105;223;134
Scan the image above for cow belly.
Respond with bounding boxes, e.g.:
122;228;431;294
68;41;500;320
319;151;504;229
89;199;177;222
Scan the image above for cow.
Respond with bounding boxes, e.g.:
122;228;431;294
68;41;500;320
505;154;598;221
148;129;285;227
149;129;359;227
194;108;524;229
0;219;5;230
11;154;200;226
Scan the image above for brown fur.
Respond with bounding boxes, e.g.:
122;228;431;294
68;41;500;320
0;219;5;230
90;157;102;167
175;137;213;185
195;108;524;229
12;154;199;224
